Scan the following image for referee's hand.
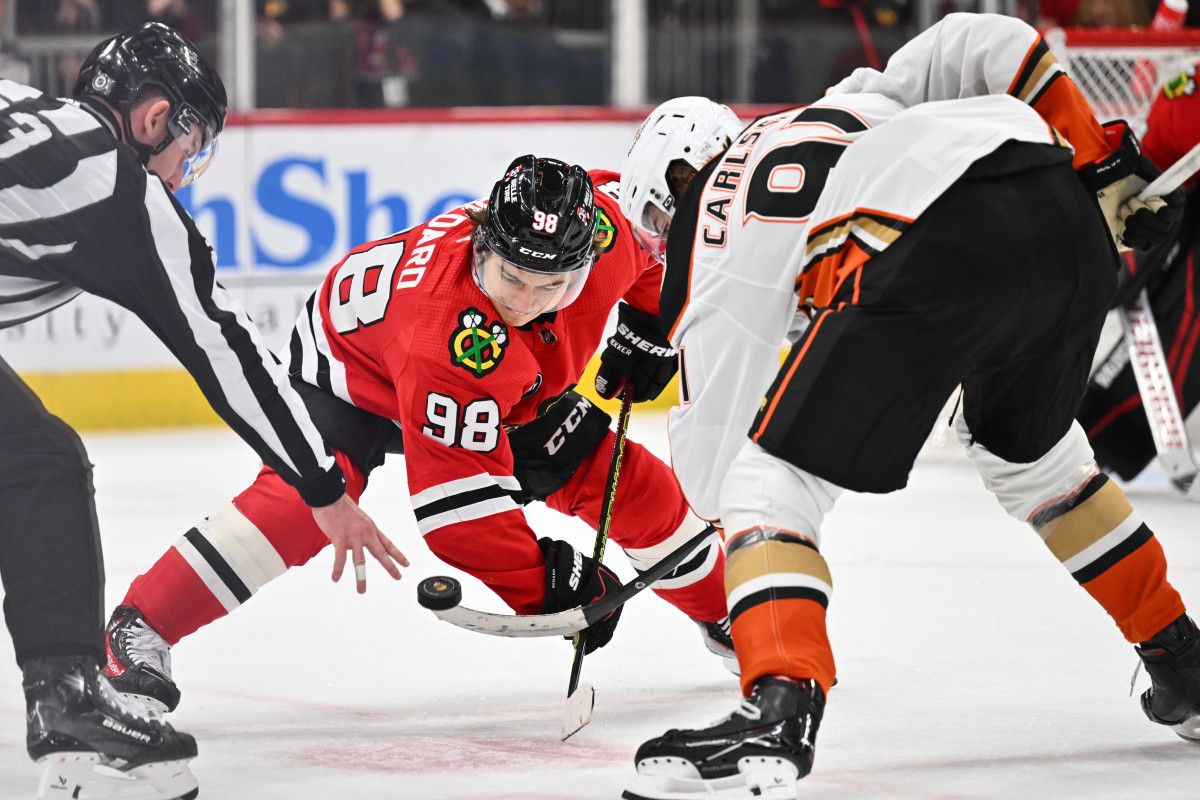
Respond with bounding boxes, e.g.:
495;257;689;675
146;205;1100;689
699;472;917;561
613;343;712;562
312;494;409;593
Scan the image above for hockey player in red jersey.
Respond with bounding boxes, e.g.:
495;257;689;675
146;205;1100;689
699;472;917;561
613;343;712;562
101;155;732;713
1079;61;1200;482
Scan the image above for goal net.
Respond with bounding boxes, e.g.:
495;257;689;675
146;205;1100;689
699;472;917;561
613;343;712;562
1045;28;1200;136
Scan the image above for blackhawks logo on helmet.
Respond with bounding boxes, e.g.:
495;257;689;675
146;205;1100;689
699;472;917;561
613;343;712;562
450;308;508;377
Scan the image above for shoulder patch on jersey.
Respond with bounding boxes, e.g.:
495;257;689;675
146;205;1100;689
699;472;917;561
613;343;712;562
595;208;618;254
1163;66;1196;100
450;307;508;377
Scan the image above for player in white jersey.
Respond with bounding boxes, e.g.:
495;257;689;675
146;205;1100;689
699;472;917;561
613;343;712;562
618;13;1196;800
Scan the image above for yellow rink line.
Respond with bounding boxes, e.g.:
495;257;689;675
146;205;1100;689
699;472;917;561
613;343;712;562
19;357;680;432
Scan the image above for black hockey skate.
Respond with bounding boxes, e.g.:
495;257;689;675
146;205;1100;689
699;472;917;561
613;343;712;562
1136;614;1200;742
695;615;739;675
624;676;824;800
24;655;198;799
106;605;181;714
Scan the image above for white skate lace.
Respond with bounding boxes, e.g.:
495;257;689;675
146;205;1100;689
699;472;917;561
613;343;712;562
1129;659;1143;697
120;619;172;678
708;697;763;727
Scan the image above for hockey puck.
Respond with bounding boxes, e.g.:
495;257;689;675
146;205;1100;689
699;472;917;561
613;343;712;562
417;576;462;611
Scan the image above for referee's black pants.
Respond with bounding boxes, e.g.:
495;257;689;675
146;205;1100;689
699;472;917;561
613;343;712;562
0;355;103;666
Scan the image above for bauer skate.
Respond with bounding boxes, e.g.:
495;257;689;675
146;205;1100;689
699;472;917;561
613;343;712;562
696;615;739;675
623;676;824;800
106;605;181;714
1136;614;1200;742
24;655;198;800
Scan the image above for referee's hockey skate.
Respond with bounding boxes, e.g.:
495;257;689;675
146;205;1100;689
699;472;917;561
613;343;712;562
1136;614;1200;741
105;605;181;714
623;677;823;800
24;655;198;800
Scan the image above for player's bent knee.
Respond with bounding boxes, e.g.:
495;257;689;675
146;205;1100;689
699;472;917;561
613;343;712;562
719;441;842;548
956;417;1099;524
171;504;289;613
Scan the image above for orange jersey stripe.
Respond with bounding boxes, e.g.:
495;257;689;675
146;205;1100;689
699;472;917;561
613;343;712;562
752;309;833;441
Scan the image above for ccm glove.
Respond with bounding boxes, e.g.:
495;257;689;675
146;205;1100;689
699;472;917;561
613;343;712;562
595;302;678;402
1079;120;1184;252
538;537;623;654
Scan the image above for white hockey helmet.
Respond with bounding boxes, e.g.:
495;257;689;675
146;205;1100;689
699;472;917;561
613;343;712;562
618;96;743;261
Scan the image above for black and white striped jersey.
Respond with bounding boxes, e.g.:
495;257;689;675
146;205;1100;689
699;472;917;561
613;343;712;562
0;79;344;506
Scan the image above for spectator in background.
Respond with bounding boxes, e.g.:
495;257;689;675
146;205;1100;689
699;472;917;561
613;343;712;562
337;0;420;107
144;0;214;43
487;0;542;23
1074;0;1151;26
17;0;101;33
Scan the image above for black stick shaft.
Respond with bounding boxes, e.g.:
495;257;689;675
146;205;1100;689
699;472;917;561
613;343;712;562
567;387;634;696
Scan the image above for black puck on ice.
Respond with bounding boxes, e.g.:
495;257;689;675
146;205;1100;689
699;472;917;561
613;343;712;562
417;576;462;610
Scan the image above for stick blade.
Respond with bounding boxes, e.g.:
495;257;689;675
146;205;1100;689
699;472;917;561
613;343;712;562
561;683;595;740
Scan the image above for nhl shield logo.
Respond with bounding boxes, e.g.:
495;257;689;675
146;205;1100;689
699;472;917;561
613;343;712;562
450;308;507;377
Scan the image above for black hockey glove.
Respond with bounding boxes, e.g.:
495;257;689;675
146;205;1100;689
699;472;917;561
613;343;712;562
1078;120;1184;253
595;302;677;403
508;390;612;503
538;537;623;654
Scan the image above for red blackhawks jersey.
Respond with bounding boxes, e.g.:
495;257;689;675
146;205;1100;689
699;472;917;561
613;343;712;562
1143;61;1200;184
284;170;661;545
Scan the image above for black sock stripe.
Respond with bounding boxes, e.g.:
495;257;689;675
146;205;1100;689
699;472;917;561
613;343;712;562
727;528;818;558
183;527;252;604
1012;38;1051;100
413;484;519;521
729;585;829;624
1026;67;1064;107
1031;473;1109;529
1071;523;1154;585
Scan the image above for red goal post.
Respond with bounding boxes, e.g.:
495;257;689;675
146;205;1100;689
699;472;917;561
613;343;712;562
1044;27;1200;136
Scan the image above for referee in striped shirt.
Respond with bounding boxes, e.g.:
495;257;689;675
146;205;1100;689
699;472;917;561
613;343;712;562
0;24;407;798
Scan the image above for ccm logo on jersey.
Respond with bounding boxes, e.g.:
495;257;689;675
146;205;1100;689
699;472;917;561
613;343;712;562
545;395;594;456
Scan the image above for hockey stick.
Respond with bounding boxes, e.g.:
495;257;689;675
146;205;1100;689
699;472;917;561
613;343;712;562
416;525;714;637
1116;141;1200;498
562;385;635;740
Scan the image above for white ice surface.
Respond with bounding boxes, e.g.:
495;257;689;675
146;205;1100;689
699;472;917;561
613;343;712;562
1;413;1198;799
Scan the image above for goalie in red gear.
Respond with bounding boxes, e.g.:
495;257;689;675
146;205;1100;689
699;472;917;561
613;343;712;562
1078;62;1200;482
103;155;732;714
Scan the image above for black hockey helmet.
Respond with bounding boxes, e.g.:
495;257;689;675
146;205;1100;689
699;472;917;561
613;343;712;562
477;154;598;274
75;22;226;177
